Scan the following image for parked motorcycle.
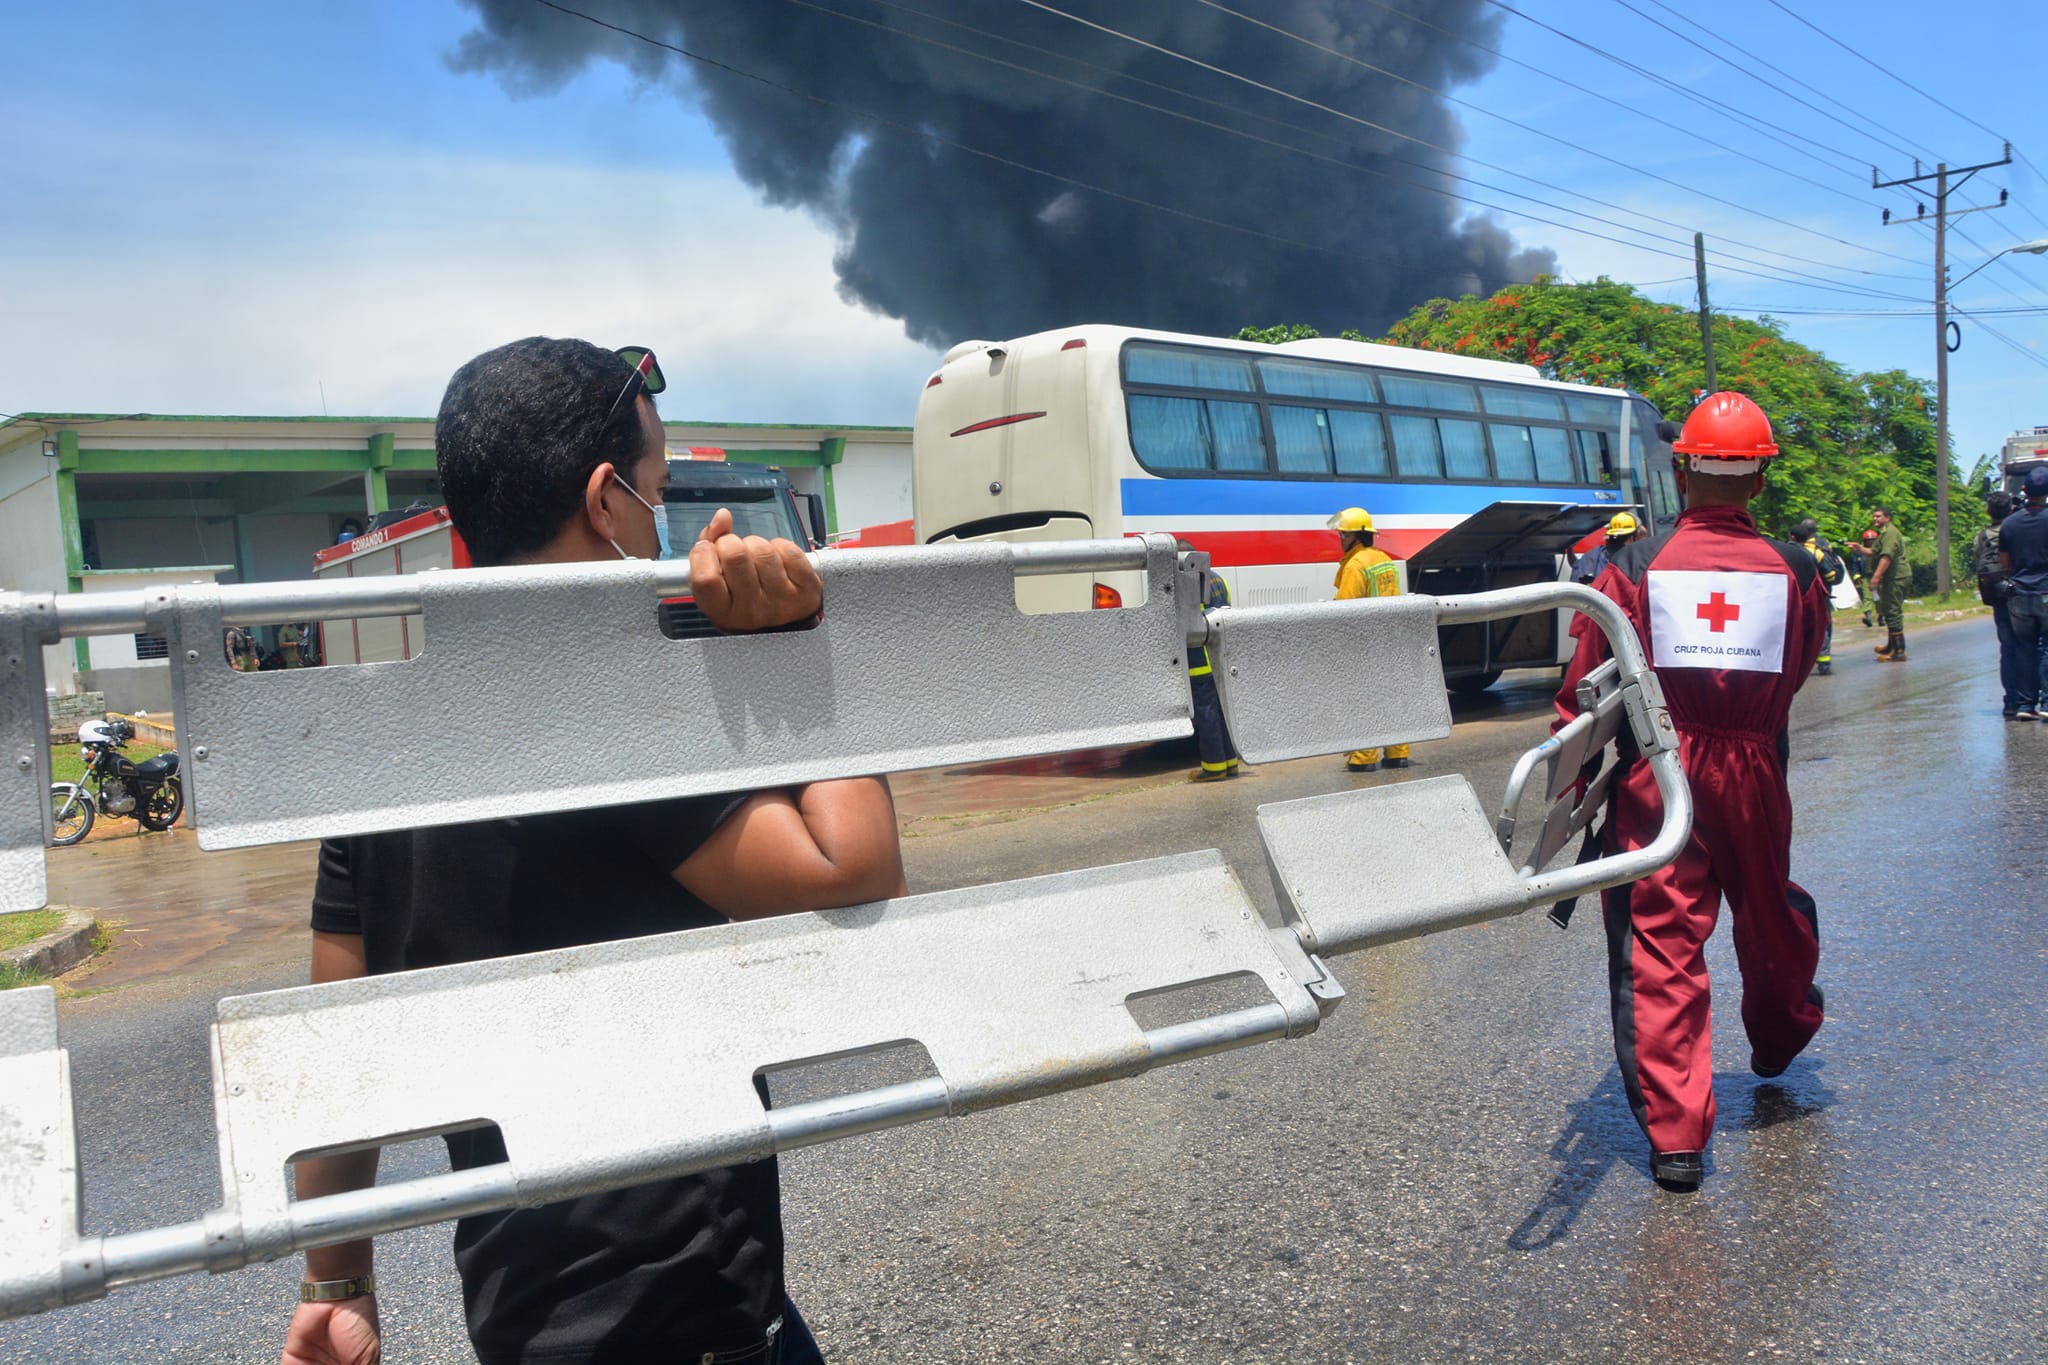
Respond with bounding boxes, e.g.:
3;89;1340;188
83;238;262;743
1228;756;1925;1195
48;717;184;846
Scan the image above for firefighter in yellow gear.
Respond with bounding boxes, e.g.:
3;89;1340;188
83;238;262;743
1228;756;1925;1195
1330;507;1412;772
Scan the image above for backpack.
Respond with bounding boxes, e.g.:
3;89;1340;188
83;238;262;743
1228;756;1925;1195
1974;526;2004;579
1976;526;2013;605
1811;538;1846;587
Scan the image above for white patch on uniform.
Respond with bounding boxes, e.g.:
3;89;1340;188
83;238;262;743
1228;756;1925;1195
1646;569;1787;673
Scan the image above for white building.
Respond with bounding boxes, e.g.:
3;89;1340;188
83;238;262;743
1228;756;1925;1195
0;413;912;711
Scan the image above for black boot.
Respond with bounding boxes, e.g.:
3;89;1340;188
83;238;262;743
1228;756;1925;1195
1881;631;1907;662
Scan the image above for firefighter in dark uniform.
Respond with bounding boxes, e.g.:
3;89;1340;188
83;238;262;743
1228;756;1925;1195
1553;392;1831;1192
1183;550;1239;781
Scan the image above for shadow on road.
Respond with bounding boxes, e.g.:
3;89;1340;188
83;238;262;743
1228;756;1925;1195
1505;1067;1646;1253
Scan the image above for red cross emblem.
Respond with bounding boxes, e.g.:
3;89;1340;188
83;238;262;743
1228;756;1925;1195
1696;590;1741;633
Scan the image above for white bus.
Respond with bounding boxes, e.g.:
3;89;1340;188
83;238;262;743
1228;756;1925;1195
911;324;1680;689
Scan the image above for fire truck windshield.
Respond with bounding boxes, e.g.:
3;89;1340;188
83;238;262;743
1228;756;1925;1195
662;483;803;546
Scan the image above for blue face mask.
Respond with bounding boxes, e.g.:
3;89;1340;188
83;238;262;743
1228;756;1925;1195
609;474;672;560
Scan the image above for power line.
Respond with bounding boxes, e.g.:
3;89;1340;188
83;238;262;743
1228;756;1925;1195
1359;0;1923;241
1713;303;2048;319
1478;0;1877;184
1760;0;2007;146
1180;0;1925;282
1611;0;1924;164
1006;0;1925;302
1946;221;2048;311
1950;308;2048;373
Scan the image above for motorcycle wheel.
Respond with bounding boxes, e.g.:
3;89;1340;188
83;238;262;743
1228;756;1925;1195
50;785;96;846
136;778;185;832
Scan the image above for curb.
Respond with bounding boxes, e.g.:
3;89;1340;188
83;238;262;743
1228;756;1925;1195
2;906;99;981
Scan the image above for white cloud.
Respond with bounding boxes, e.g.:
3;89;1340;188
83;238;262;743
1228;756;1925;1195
0;144;941;425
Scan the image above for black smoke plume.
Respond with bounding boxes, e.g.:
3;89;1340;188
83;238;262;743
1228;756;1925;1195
451;0;1555;346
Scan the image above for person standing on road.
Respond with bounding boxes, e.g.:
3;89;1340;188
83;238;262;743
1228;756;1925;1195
1790;518;1845;675
283;338;904;1365
1870;507;1910;661
277;622;306;668
1179;541;1240;781
1974;491;2023;718
1998;467;2048;719
1331;506;1412;772
1553;391;1830;1193
1849;531;1875;627
1571;512;1643;586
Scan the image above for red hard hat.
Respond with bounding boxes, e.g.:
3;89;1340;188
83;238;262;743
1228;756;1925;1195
1671;391;1779;460
1862;529;1877;541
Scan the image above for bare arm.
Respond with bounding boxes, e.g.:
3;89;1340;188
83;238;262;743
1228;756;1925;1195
281;933;381;1364
675;777;907;920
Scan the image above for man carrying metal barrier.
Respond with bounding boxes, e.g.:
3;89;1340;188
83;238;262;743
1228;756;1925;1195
0;406;1697;1344
285;338;904;1365
1553;391;1830;1193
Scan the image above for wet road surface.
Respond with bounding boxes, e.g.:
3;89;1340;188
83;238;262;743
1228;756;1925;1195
4;616;2043;1362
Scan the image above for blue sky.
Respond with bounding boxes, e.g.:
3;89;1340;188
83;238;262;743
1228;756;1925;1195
2;0;2042;465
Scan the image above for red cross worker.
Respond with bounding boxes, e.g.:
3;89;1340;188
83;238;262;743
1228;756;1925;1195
1553;392;1832;1192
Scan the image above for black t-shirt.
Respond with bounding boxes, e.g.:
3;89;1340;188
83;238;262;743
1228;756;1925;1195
311;796;788;1363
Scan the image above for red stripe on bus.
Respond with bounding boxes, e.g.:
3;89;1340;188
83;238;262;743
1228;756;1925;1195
1171;527;1440;566
949;411;1047;437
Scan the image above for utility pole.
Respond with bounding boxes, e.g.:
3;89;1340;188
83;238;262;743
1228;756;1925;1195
1694;232;1716;393
1876;144;2012;597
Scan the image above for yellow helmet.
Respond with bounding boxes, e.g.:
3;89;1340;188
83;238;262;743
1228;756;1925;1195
1607;512;1639;537
1327;506;1375;533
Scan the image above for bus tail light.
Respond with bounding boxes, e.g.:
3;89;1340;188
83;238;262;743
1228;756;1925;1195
1092;583;1122;610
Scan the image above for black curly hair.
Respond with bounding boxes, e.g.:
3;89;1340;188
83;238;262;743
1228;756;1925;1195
434;337;660;567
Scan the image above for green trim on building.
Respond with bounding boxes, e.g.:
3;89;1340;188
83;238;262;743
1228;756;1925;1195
54;433;87;670
366;433;396;514
5;412;429;427
818;436;846;534
74;449;378;475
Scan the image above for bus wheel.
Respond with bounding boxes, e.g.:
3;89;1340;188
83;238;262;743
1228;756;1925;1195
1448;670;1502;697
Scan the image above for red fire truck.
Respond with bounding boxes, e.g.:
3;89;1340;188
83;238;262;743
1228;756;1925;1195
309;453;827;662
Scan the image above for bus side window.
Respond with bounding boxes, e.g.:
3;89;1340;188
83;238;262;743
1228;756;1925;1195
1439;419;1490;481
1573;429;1610;483
1652;465;1681;522
1208;400;1266;472
1389;414;1444;478
1531;426;1575;482
1491;423;1538;482
1272;405;1334;475
1129;396;1208;471
1330;410;1390;476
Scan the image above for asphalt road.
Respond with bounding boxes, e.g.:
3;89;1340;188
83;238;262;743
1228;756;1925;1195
3;615;2042;1363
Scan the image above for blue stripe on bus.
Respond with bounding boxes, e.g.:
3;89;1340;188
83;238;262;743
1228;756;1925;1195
1119;478;1611;516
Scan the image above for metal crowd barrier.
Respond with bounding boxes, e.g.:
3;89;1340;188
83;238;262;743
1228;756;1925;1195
0;537;1687;1321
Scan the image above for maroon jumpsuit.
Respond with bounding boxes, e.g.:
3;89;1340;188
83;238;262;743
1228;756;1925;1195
1555;504;1832;1155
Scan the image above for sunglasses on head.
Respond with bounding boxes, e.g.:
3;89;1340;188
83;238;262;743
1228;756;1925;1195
603;346;667;428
